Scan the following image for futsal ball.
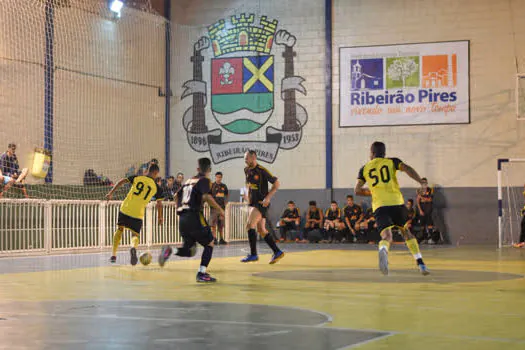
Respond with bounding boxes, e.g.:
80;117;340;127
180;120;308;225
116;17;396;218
139;252;152;266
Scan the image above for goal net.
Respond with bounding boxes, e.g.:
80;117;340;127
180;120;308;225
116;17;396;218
497;159;525;248
0;0;167;200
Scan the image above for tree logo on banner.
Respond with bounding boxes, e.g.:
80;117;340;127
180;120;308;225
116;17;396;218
181;14;308;164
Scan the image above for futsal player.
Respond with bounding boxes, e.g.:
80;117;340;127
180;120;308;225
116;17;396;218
158;158;225;283
513;184;525;248
417;178;436;243
106;163;164;265
355;141;430;275
241;150;285;264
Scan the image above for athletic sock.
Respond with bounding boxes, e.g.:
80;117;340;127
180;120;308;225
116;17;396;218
112;228;123;256
200;245;213;268
378;239;390;252
248;229;257;256
406;238;424;264
264;234;280;254
131;235;139;249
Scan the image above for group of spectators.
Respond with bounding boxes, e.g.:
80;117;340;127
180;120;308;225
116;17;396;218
0;143;29;198
277;180;441;244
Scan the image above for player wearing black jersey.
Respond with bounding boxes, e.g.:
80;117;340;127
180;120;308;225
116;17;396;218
241;150;285;264
158;158;224;283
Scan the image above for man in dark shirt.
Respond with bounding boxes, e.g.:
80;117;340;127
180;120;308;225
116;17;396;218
324;201;344;241
162;176;176;201
241;150;284;264
0;143;28;198
174;172;184;193
417;178;436;243
159;158;224;283
279;201;301;241
305;200;323;232
211;172;229;245
343;195;363;242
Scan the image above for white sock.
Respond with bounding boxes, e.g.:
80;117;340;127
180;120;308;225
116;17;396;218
199;266;207;273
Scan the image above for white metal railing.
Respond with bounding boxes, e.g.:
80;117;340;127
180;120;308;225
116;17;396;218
0;199;247;256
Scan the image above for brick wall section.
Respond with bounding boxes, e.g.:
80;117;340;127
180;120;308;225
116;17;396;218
333;0;525;189
170;0;326;189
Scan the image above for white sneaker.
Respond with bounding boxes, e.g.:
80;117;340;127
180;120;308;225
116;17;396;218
379;248;389;275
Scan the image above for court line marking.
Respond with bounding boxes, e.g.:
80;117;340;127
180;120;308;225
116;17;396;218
154;337;206;343
251;330;292;337
336;333;395;350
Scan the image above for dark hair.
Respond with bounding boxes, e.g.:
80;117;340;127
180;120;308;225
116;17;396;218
215;172;223;176
421;177;428;182
148;163;160;173
198;157;212;172
247;149;257;157
167;176;175;180
407;199;414;204
287;200;295;205
346;195;353;199
371;141;386;158
309;200;317;206
8;143;16;149
331;200;337;205
150;158;159;165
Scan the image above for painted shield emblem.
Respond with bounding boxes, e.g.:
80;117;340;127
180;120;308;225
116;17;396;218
211;55;274;134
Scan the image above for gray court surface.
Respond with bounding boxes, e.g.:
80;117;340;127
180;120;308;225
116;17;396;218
0;242;448;274
254;268;524;284
0;300;390;349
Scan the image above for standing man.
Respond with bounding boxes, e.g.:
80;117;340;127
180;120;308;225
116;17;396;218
106;163;164;265
174;172;184;193
211;172;229;245
241;150;285;264
416;178;436;243
159;158;225;283
162;176;177;201
0;143;29;198
513;184;525;248
355;141;429;276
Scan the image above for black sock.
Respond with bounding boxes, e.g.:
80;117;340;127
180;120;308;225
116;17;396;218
264;234;280;254
416;258;424;265
248;229;257;256
200;245;213;268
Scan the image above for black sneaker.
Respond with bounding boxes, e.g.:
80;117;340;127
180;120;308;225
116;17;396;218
219;239;228;245
130;248;138;266
196;272;217;283
213;239;219;245
158;245;172;267
109;256;116;263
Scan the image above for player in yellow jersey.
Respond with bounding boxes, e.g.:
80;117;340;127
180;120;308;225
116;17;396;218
355;141;429;276
106;163;164;265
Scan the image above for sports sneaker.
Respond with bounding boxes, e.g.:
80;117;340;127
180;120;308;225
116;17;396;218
196;272;217;283
130;248;138;266
419;264;430;276
379;248;389;275
512;242;525;248
109;256;117;263
269;250;285;264
219;239;228;245
241;254;259;263
214;239;218;245
158;245;173;267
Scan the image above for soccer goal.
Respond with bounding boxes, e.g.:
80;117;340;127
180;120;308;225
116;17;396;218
497;158;525;248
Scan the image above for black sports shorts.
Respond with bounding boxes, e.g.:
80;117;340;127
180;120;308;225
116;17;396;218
117;211;143;234
178;211;214;247
250;202;269;218
374;205;408;234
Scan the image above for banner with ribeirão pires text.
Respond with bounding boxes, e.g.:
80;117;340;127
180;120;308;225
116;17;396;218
339;41;469;127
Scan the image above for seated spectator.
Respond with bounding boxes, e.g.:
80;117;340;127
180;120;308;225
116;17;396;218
162;176;176;201
358;207;379;243
305;200;323;241
406;199;417;231
137;158;159;176
0;143;29;198
83;169;112;186
174;172;184;193
343;195;363;243
324;201;345;242
279;201;302;242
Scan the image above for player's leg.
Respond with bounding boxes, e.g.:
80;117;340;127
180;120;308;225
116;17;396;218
15;168;29;183
257;216;285;264
210;210;218;244
218;215;227;244
130;230;140;266
514;215;525;248
375;207;395;275
241;207;262;262
396;206;429;275
195;225;216;283
110;224;124;263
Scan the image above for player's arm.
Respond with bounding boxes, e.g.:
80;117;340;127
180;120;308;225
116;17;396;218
201;179;225;216
355;166;371;197
397;161;424;186
262;179;280;207
106;177;131;200
318;208;324;224
356;208;364;225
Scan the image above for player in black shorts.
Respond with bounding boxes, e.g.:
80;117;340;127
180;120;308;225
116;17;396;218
241;150;285;264
416;178;436;243
158;158;224;283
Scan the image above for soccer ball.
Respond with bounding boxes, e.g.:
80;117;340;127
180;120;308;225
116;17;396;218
139;252;152;266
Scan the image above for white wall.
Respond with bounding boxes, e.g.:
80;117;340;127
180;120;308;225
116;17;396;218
170;0;326;190
333;0;525;188
0;0;166;185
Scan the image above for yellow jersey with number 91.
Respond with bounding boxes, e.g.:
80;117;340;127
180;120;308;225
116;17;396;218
120;175;164;219
357;157;404;212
